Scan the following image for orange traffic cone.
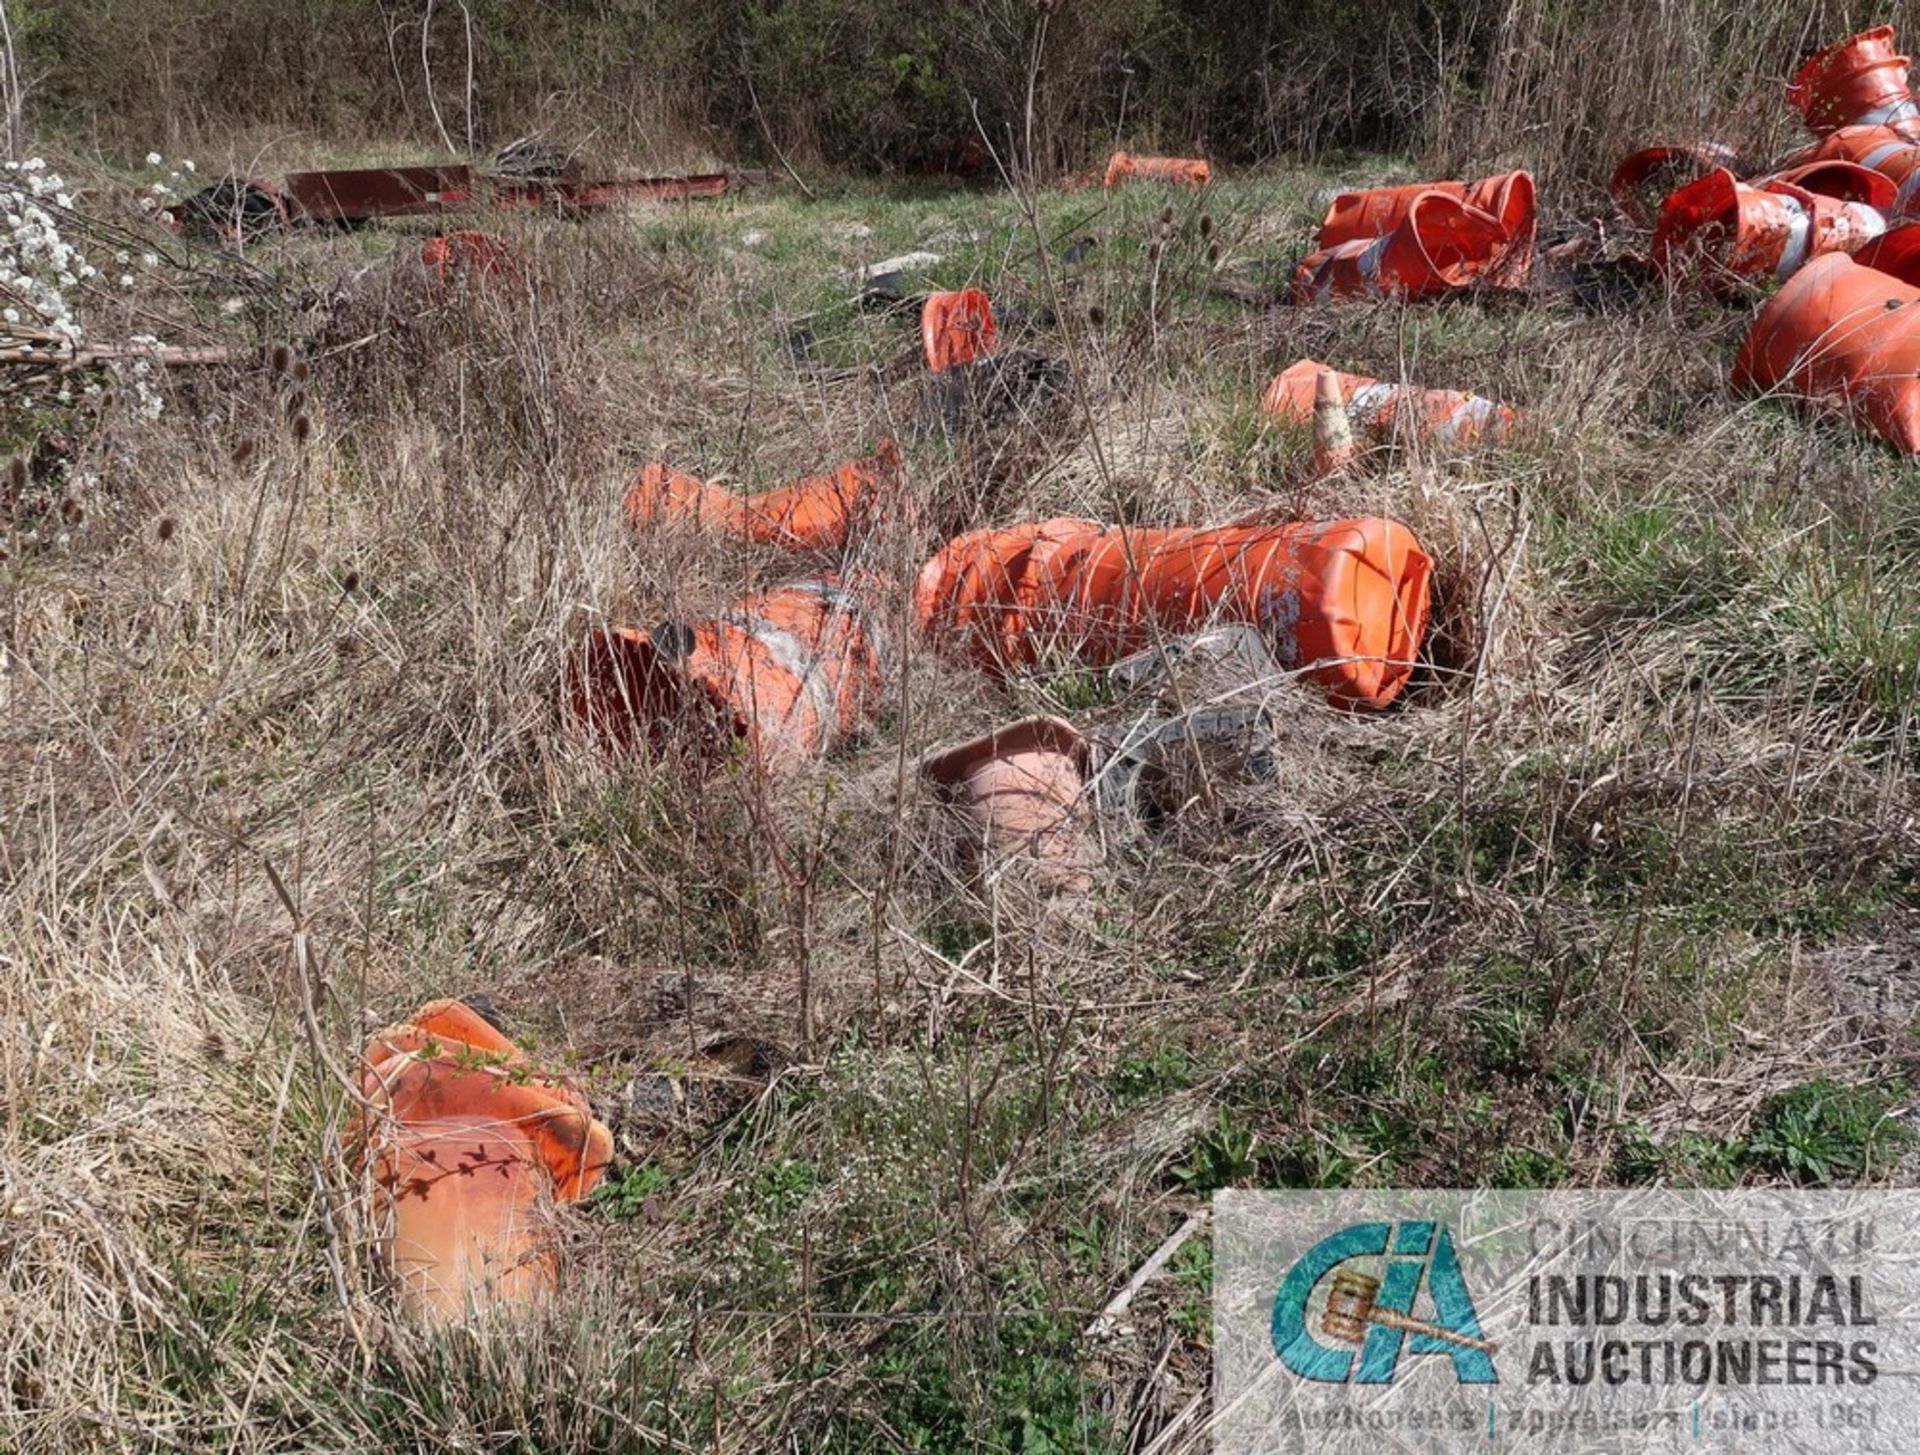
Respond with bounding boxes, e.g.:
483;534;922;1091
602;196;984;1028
1317;171;1535;287
625;441;903;553
356;999;612;1323
1309;367;1357;476
914;518;1432;709
1789;26;1920;137
922;289;998;371
1734;251;1920;454
1609;143;1744;226
568;579;886;771
1293;190;1519;302
1103;152;1212;189
1653;166;1891;291
1260;358;1517;450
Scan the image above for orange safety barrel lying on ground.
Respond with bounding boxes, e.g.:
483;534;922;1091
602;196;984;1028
568;579;886;771
625;440;903;552
922;289;997;371
1733;251;1920;454
1103;152;1212;188
1609;143;1744;226
1317;170;1535;287
1854;221;1920;284
1260;357;1518;449
419;230;517;286
1788;26;1920;137
356;998;612;1323
914;517;1432;709
1292;190;1517;302
1652;167;1891;290
1795;123;1920;218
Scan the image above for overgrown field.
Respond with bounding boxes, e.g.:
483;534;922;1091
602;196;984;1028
4;161;1919;1451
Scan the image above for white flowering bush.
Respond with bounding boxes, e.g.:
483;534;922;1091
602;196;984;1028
0;157;93;344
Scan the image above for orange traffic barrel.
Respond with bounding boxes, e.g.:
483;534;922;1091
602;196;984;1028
1260;357;1517;449
1317;171;1534;287
625;440;903;553
1854;221;1920;284
1293;190;1518;302
922;289;997;371
1789;26;1920;137
1103;152;1211;188
1734;251;1920;454
922;714;1096;894
356;998;612;1323
1608;143;1744;226
1793;124;1920;219
568;579;886;772
915;517;1433;709
1652;167;1890;291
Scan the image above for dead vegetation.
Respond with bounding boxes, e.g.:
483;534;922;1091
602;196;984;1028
1;127;1917;1455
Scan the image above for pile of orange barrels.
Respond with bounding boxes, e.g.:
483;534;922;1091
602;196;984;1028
1612;24;1920;453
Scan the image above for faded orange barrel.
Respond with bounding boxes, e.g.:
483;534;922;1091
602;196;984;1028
1261;357;1517;448
922;289;998;371
1788;26;1920;137
1653;168;1890;291
625;440;903;552
1293;190;1516;302
356;999;612;1324
1853;222;1920;284
1318;170;1534;286
568;579;886;771
1733;251;1920;455
915;518;1433;709
1104;152;1211;188
922;715;1096;893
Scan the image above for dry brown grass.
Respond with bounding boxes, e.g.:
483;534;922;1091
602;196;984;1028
2;150;1917;1451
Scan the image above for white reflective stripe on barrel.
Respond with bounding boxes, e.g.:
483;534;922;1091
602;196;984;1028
1355;234;1390;294
1857;97;1920;128
1441;395;1500;441
1897;168;1920;214
736;614;842;742
1344;381;1398;432
1862;140;1910;169
1774;198;1814;279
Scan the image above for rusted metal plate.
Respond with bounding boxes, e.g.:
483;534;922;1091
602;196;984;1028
281;165;478;221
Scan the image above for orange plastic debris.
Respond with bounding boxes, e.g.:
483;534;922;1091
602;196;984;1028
1789;26;1920;137
921;289;998;371
568;579;885;771
1317;171;1535;287
1260;358;1517;449
914;518;1432;709
1734;251;1920;454
419;230;517;286
625;441;903;553
1103;152;1212;189
357;998;612;1323
1293;190;1520;302
1652;167;1891;291
1609;143;1744;226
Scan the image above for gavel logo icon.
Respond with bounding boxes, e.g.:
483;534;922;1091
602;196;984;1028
1321;1269;1499;1355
